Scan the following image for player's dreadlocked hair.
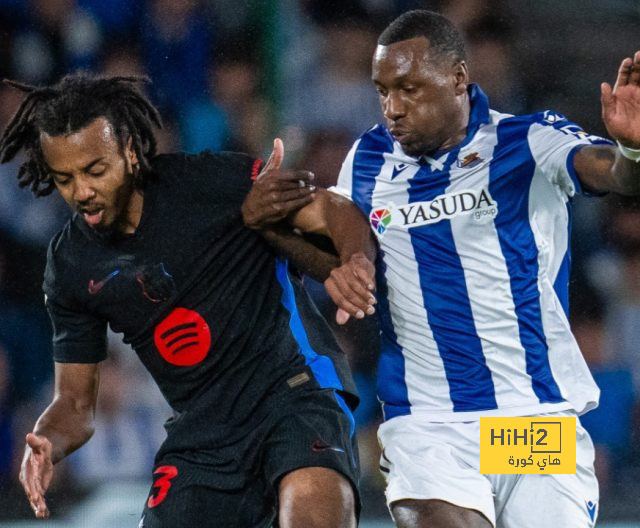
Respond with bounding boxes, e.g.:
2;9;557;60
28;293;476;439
0;73;162;197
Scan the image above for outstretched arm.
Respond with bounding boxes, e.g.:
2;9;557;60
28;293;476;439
575;51;640;194
20;362;99;518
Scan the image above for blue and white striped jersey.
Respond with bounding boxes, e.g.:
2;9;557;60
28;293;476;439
332;85;611;421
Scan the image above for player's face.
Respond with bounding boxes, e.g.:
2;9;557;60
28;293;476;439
372;36;469;156
40;116;141;234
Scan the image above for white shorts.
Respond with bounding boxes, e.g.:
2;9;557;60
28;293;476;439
378;411;598;528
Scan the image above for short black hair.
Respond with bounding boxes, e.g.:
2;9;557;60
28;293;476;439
378;10;466;64
0;73;162;197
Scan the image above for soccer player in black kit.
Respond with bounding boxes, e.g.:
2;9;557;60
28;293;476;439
0;74;377;527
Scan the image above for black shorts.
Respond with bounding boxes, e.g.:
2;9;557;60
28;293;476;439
138;381;360;527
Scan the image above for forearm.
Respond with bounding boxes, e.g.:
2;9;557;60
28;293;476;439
32;395;95;464
292;190;377;265
611;145;640;195
261;223;340;282
575;144;640;195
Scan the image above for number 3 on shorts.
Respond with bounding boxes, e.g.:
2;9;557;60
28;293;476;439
147;465;178;508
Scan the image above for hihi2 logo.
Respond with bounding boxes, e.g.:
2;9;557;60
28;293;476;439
479;417;576;474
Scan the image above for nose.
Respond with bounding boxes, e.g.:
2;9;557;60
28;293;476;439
383;91;406;121
72;175;96;204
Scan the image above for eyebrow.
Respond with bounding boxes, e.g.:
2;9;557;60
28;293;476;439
48;157;106;177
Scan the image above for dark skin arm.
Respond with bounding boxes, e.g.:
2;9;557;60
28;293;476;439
260;223;340;283
290;186;377;324
242;139;377;324
20;362;100;519
574;51;640;194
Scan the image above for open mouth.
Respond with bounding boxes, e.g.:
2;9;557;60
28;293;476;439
81;208;104;226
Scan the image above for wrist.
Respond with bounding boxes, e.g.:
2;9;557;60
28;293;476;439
617;141;640;162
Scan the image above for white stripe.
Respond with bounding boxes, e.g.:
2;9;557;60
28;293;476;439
333;137;361;199
528;162;599;415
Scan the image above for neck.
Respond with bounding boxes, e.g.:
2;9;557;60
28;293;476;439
119;189;144;234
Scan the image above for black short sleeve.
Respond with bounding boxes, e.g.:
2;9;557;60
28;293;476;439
43;229;108;363
45;296;108;363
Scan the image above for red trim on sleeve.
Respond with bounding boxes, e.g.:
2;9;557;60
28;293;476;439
251;159;263;181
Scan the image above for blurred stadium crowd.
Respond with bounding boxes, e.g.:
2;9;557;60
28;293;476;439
0;0;639;523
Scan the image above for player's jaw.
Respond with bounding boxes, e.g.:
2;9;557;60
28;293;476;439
74;173;137;233
391;126;441;157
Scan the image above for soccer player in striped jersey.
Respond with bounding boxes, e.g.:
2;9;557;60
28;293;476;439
242;9;640;528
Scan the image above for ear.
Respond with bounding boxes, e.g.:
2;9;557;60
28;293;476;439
452;60;469;95
125;136;139;167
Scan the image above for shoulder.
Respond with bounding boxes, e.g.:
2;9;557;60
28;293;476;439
151;151;260;177
44;217;86;296
356;124;395;150
149;150;262;203
47;216;85;263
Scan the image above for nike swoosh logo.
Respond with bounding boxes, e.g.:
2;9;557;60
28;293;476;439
88;269;120;295
311;440;345;453
391;163;408;180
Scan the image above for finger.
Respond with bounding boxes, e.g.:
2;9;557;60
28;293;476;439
34;496;49;519
630;50;640;85
25;432;44;450
336;308;351;325
273;195;315;214
263;138;284;172
350;259;376;292
341;274;376;313
270;170;315;184
325;279;366;320
325;274;373;318
342;273;376;311
269;186;316;203
601;82;615;121
613;57;633;91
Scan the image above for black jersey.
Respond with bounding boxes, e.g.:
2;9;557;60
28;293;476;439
43;151;358;418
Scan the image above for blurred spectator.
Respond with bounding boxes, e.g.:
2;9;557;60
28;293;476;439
77;0;142;40
66;335;171;490
0;231;54;402
11;0;102;83
282;9;382;140
465;14;526;114
571;285;635;497
140;0;213;119
100;43;146;79
0;85;69;248
0;343;13;479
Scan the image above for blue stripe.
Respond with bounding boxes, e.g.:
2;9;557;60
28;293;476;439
275;258;356;437
489;117;563;403
408;155;497;411
375;256;410;420
351;126;393;216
